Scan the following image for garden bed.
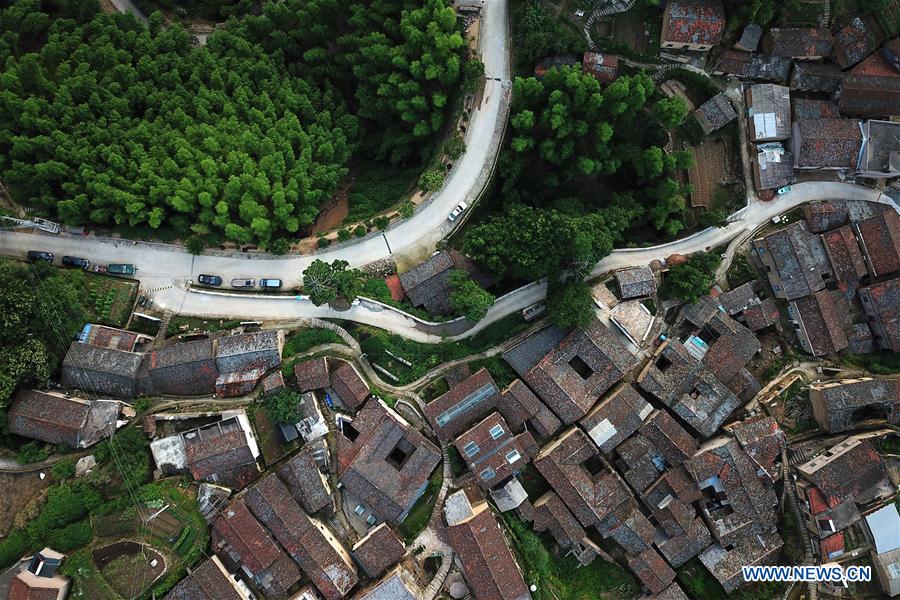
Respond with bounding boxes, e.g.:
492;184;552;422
92;541;167;600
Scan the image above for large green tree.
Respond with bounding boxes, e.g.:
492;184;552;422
661;253;722;304
449;270;495;321
302;259;363;306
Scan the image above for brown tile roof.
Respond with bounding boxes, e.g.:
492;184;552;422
261;370;285;395
628;547;675;595
740;298;780;332
578;384;651;454
294;357;329;392
648;583;691;600
602;502;656;554
855;210;900;278
833;17;876;68
454;413;529;490
165;557;248;600
661;0;725;46
445;364;472;388
425;368;500;441
147;339;217;396
686;439;777;546
792;99;841;121
279;444;332;514
616;410;699;492
246;474;358;600
524;319;637;424
698;533;782;593
339;399;441;523
534;428;631;527
184;418;259;488
215;330;282;374
838;74;900;117
446;501;531;600
729;416;785;481
7;390;90;448
701;313;762;383
211;499;285;576
765;27;833;58
850;36;900;76
791;290;851;356
533;491;590;555
582;52;619;82
859;277;900;351
791;118;863;169
656;515;713;568
351;523;405;578
713;50;791;81
822;226;867;296
328;360;369;411
498;379;561;439
797;437;889;504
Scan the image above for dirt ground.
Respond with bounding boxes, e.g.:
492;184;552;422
97;0;118;14
310;181;351;235
0;472;52;537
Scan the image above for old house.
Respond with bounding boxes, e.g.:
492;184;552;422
752;221;833;300
712;50;791;81
833;17;876;68
693;94;737;135
793;98;841;120
578;384;652;454
398;249;490;315
787;290;851;356
147;339;218;396
789;62;842;93
728;417;785;482
699;532;783;592
790;118;863;170
821;225;868;297
7;390;126;449
211;499;301;597
810;377;900;432
7;548;70;600
215;368;267;398
751;143;793;191
521;319;637;424
534;428;632;528
444;490;532;600
351;523;406;579
279;443;333;514
735;23;762;52
797;437;892;508
453;412;533;492
581;52;619;82
78;323;149;352
294;357;329;393
497;378;562;440
353;567;422;600
659;0;725;52
854;210;900;278
858;119;900;178
615;266;657;299
61;342;142;399
338;399;441;524
329;360;370;411
246;474;358;600
425;367;500;442
764;27;833;60
629;547;676;595
615;409;698;493
746;84;791;142
859;277;900;352
215;330;283;374
165;556;252;600
838;74;900;117
533;491;603;566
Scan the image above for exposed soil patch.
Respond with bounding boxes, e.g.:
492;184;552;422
310;179;351;235
0;472;52;537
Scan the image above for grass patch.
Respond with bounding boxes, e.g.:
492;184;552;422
447;445;467;477
396;465;443;542
284;328;344;356
677;557;785;600
727;254;756;289
167;316;241;337
839;352;900;375
504;514;638;600
877;435;900;455
346;162;420;223
253;405;298;466
127;315;160;337
468;355;517;389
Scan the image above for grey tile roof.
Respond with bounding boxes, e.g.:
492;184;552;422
354;567;421;600
280;444;332;514
735;23;762;51
833;17;875;68
789;61;842;92
425;368;500;441
752;221;833;300
714;51;791;81
859;277;900;352
765;27;833;58
699;533;783;593
693;94;737;135
502;326;569;378
147;339;217;396
791;118;863;169
810;378;900;433
615;266;657;299
578;384;651;454
7;390;116;449
215;330;282;374
61;342;142;399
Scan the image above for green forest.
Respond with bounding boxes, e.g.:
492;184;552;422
0;0;468;249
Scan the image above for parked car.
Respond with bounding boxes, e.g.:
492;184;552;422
448;201;468;222
107;264;136;276
61;256;90;270
259;278;282;289
197;274;222;287
231;278;255;288
26;250;53;263
776;186;792;195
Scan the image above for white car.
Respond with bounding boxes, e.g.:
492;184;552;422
448;201;468;222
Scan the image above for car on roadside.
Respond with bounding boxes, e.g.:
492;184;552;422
26;250;54;263
259;279;282;289
776;186;792;195
448;201;468;222
61;256;90;270
197;274;222;287
107;264;136;276
231;278;255;288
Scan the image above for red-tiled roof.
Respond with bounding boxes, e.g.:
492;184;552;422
855;211;900;278
294;357;329;392
329;360;369;411
661;0;725;46
820;533;845;559
351;523;405;578
211;499;283;575
425;368;500;441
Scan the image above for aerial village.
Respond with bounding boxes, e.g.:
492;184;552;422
0;1;900;600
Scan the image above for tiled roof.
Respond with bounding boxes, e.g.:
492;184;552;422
730;416;785;481
859;277;900;351
578;384;651;454
821;226;867;296
810;378;900;433
534;428;631;527
354;567;421;600
425;368;500;441
789;62;842;92
294;357;329;392
628;547;675;595
656;515;713;568
718;282;758;315
615;266;657;299
820;533;845;560
351;523;405;578
792;99;840;121
61;342;142;399
165;557;248;600
215;368;266;398
838;74;900;117
765;27;833;58
854;210;900;278
446;500;531;600
329;360;369;411
498;379;562;439
648;583;691;600
735;23;762;51
245;474;358;600
534;54;577;77
184;419;258;488
603;502;656;554
740;298;780;331
502;326;568;378
791;118;862;169
699;533;783;592
791;290;851;356
833;17;875;68
453;412;529;490
752;143;793;190
445;364;472;388
279;444;332;514
7;390;90;448
661;0;725;46
211;499;284;575
261;370;285;395
523;319;637;424
701;312;761;383
7;575;63;600
859;119;900;177
746;84;791;142
797;438;888;505
397;250;489;315
687;438;777;546
752;221;833;300
713;50;791;81
215;330;282;374
850;36;900;76
582;52;619;82
339;399;441;523
533;491;590;555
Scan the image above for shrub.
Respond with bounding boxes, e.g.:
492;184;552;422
374;215;390;230
47;519;92;552
184;236;206;255
265;388;301;424
399;202;414;218
283;328;343;355
17;442;48;464
317;236;330;248
443;134;466;159
51;459;76;480
418;169;445;192
337;228;352;241
269;237;291;255
353;224;367;238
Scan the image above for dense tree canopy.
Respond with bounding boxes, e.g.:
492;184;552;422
302;259;363;306
661;253;721;304
0;0;468;247
449;270;494;322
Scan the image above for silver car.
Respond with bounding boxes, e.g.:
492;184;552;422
231;278;255;288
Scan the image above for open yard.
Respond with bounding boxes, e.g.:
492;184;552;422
252;404;299;466
396;465;442;542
